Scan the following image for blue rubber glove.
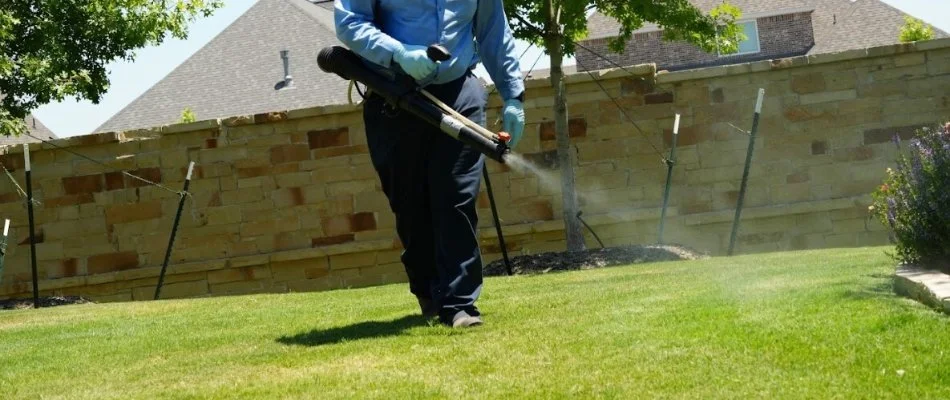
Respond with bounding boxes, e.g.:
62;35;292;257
393;44;438;81
503;98;525;149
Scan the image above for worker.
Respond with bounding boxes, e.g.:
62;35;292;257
334;0;525;328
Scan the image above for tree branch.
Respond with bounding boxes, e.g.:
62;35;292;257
512;12;547;38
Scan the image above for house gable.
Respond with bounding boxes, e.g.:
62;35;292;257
94;0;350;134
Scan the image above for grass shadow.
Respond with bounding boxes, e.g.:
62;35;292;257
275;315;428;347
841;279;896;301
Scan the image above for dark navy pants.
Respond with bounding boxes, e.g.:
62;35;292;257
362;71;486;323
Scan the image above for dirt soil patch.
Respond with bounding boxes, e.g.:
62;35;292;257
1;296;93;310
484;244;708;276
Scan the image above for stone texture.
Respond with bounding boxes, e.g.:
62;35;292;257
87;252;140;275
47;258;81;279
140;280;208;300
308;128;349;149
800;89;857;105
62;175;104;195
895;265;950;315
208;266;270;285
329;252;376;270
621;77;655;95
44;194;95;208
539;118;587;141
863;124;928;145
312;234;356;247
314;144;368;159
105;201;163;226
350;212;377;232
127;168;163;188
270;144;311;164
5;40;950;303
272;187;306;208
644;92;674;104
791;73;826;94
104;172;126;191
663;126;701;147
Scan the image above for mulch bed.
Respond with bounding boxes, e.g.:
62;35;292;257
0;245;706;308
0;296;93;310
484;244;708;276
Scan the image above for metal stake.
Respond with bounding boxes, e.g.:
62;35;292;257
154;162;195;300
483;167;512;276
23;145;39;308
728;89;765;256
0;219;9;285
658;114;680;244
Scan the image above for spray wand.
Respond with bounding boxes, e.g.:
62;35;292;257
317;44;513;163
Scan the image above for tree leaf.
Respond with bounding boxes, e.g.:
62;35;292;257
0;0;222;138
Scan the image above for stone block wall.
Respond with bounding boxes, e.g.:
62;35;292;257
1;38;948;302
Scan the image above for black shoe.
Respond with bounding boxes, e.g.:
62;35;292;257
417;297;438;319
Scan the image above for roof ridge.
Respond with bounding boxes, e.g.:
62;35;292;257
287;0;337;32
866;0;950;37
93;0;271;134
582;0;948;55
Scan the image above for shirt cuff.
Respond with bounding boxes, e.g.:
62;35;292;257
498;78;525;102
368;36;404;69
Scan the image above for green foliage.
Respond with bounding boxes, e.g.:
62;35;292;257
502;0;743;57
0;0;222;138
870;123;950;270
899;16;935;43
180;107;196;123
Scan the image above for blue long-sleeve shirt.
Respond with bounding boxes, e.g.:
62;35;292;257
334;0;524;101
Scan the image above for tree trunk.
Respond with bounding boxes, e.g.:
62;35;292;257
545;1;586;252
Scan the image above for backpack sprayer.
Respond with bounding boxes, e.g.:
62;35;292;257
318;43;517;275
316;44;512;163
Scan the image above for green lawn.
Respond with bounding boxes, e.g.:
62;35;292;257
1;246;949;399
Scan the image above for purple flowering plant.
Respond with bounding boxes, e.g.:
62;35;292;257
870;122;950;270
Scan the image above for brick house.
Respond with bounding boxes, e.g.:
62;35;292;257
577;0;949;73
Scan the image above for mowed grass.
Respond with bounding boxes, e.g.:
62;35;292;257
2;246;949;399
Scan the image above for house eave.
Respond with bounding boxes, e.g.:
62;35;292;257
587;7;816;40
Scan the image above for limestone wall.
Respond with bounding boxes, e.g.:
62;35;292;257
1;38;948;302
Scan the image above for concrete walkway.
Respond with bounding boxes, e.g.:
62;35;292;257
895;265;950;315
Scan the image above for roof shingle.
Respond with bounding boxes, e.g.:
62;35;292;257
0;114;58;148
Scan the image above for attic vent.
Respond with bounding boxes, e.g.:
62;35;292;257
276;50;295;90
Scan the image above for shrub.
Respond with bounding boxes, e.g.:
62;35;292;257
180;107;196;123
899;16;935;43
870;122;950;270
